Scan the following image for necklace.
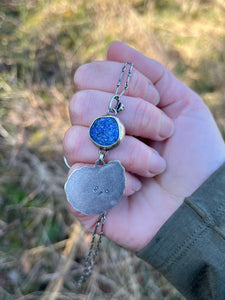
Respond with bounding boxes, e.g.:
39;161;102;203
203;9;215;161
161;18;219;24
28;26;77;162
64;62;133;287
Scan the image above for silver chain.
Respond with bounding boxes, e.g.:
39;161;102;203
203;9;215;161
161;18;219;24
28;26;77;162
77;62;133;288
108;62;133;115
78;212;106;288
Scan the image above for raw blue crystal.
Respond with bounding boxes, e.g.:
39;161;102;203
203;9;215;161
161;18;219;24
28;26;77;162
89;116;119;147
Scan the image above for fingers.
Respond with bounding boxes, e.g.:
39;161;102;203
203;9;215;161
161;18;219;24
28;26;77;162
107;42;165;85
107;41;193;110
69;90;174;141
63;126;166;177
67;163;142;197
74;61;160;105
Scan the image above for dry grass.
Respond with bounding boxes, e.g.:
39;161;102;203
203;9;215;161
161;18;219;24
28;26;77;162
1;0;225;299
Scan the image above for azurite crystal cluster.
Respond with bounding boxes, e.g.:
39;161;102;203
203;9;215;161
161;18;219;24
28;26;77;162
89;116;120;148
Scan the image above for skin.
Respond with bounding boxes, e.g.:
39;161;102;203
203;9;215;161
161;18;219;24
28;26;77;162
63;41;225;252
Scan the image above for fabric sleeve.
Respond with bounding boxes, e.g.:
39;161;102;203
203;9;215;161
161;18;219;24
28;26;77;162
137;162;225;300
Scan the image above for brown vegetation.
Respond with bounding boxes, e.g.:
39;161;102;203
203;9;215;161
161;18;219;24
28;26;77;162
1;0;225;299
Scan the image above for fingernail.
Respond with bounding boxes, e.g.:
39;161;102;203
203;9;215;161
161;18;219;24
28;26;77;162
132;179;142;192
160;114;175;138
154;89;160;105
150;153;166;174
147;84;160;105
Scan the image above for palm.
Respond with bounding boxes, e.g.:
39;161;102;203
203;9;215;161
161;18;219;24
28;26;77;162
78;88;225;251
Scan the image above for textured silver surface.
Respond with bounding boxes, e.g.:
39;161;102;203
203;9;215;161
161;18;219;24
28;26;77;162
64;161;125;215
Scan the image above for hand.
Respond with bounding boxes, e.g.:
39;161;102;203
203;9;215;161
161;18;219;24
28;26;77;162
63;41;225;252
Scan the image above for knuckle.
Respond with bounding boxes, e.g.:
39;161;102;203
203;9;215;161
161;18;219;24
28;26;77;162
134;99;152;133
124;172;138;196
129;69;147;99
126;138;151;175
130;69;141;96
125;138;141;170
71;127;82;158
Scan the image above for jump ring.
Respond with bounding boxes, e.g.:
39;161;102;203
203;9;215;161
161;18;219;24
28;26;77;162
63;156;71;169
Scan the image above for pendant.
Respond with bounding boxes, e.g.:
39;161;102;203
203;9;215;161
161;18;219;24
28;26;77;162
89;115;125;150
64;62;133;286
64;161;125;215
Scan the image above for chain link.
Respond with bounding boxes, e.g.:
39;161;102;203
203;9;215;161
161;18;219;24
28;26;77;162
108;62;133;115
78;212;106;288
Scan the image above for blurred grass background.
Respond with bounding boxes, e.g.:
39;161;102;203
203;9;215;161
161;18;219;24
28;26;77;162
0;0;225;299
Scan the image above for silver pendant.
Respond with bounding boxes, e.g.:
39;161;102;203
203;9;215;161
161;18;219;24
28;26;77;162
64;161;125;215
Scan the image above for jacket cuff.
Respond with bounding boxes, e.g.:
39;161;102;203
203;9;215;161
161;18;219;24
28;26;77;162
137;162;225;299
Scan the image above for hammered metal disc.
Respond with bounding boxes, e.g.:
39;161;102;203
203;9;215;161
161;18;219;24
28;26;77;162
64;161;125;215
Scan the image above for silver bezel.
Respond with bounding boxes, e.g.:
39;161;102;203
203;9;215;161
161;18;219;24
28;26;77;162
89;115;125;151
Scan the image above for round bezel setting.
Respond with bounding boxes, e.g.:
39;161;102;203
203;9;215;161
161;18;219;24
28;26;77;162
89;115;125;151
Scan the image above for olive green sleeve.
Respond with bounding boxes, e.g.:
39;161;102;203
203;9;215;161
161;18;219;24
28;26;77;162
137;162;225;300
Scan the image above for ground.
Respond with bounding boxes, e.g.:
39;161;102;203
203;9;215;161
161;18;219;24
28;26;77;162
0;0;225;299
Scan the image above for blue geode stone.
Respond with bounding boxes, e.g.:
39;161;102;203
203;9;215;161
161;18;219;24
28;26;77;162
89;116;124;150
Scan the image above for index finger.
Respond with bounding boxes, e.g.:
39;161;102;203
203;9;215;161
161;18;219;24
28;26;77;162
107;41;192;109
74;61;160;106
